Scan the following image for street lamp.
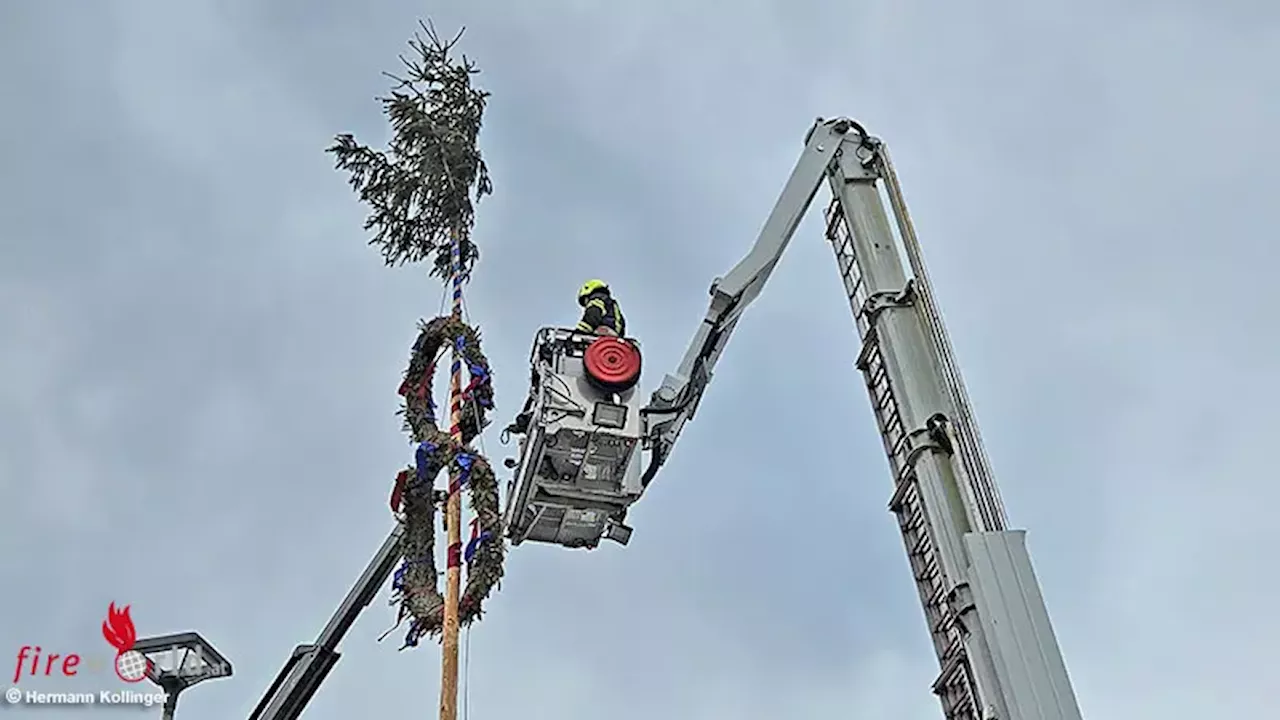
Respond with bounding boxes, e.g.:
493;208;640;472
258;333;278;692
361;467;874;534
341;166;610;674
133;632;232;719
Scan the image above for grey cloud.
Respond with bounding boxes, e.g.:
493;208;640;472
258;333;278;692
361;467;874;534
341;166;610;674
2;1;1276;718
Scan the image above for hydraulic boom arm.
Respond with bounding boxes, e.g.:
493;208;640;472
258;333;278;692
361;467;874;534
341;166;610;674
641;117;1083;720
640;118;867;482
248;524;405;720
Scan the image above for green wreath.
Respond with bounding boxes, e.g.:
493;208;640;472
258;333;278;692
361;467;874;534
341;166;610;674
388;316;504;646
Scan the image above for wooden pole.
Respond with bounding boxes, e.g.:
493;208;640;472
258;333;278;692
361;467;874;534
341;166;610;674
439;230;464;720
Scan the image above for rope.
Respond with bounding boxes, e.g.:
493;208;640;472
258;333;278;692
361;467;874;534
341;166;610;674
438;230;468;720
878;147;1008;531
462;624;472;720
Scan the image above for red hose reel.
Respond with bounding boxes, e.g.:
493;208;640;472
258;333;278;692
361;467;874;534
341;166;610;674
583;336;642;392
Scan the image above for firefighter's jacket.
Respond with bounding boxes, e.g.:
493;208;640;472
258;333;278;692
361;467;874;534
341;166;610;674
577;292;626;336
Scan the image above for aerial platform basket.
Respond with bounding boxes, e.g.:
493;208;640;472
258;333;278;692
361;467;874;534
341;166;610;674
502;327;645;549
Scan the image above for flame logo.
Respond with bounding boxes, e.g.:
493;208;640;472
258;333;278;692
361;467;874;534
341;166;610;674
101;603;137;652
101;602;151;683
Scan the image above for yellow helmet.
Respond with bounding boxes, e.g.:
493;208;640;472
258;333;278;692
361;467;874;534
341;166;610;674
578;279;609;306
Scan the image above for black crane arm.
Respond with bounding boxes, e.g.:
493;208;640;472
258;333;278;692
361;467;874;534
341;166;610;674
248;524;405;720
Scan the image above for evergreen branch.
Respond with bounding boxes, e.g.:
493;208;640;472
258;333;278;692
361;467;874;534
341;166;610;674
328;20;493;280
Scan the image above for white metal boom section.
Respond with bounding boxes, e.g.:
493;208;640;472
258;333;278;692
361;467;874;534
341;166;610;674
641;117;1084;720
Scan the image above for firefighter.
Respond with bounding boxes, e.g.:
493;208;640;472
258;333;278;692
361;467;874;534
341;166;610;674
504;280;627;436
575;279;625;337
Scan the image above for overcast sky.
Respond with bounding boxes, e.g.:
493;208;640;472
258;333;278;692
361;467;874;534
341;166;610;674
2;1;1277;719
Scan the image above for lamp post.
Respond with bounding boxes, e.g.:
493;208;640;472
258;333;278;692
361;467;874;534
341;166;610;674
132;632;232;719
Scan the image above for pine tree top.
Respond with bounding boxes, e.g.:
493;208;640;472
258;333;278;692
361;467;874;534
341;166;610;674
329;21;493;281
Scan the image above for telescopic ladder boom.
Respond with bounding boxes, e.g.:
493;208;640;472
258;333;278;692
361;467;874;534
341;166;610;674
643;118;1084;719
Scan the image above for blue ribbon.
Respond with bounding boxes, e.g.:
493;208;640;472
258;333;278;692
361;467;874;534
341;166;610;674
465;364;494;408
392;555;433;591
454;452;474;487
401;620;424;649
415;441;438;481
464;531;493;563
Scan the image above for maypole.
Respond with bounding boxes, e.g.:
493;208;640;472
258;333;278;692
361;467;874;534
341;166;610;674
440;233;466;720
328;20;505;720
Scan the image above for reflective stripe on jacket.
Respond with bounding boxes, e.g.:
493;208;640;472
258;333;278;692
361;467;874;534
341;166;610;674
576;293;625;336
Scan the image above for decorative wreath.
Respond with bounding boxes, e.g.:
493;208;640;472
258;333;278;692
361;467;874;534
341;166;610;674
385;316;504;647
